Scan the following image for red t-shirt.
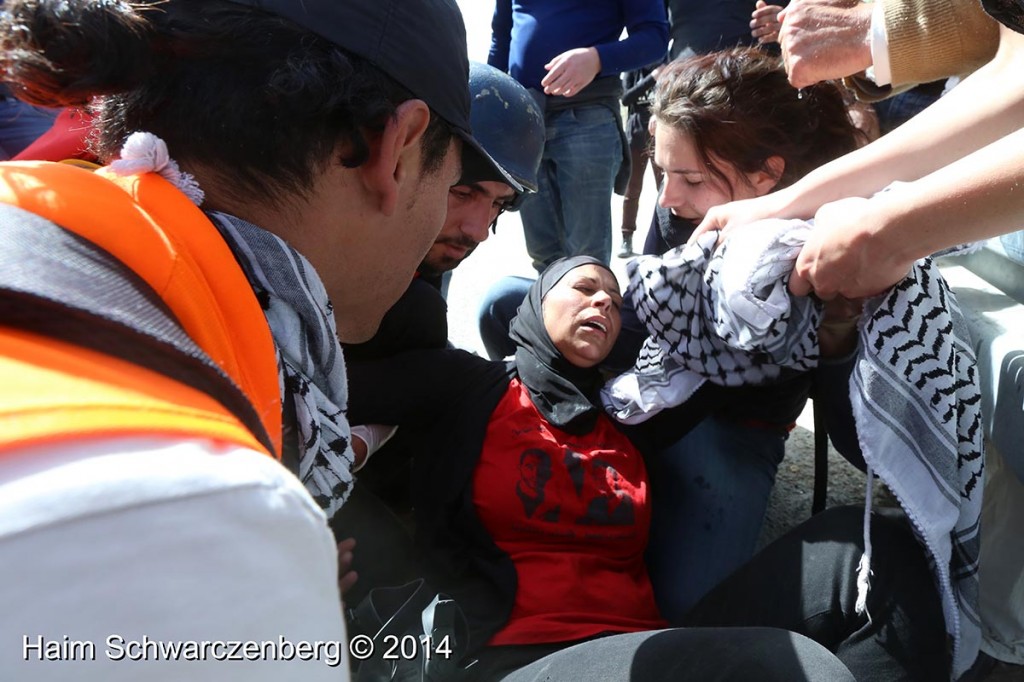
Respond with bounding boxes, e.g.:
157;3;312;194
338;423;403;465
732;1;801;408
472;378;668;646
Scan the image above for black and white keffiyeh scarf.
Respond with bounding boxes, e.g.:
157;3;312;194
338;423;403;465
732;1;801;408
603;218;984;679
210;212;355;518
104;133;355;517
604;220;822;423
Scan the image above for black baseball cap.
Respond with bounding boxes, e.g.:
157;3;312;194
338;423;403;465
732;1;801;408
225;0;523;192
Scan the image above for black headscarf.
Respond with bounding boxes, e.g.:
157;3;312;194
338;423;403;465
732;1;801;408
508;256;616;435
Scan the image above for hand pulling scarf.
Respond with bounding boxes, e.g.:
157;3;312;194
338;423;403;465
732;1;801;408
602;217;984;679
509;256;615;435
210;212;354;518
604;220;822;424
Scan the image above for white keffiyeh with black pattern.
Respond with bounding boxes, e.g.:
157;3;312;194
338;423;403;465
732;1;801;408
604;221;822;423
603;218;984;679
211;212;355;518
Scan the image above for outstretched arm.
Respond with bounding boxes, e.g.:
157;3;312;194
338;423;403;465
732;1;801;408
693;24;1024;241
790;120;1024;298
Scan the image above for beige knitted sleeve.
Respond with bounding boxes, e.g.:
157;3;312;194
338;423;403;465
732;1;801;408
843;0;999;102
885;0;999;84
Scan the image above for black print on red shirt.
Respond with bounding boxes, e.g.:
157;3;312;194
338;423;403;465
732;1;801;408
516;448;560;521
517;448;634;526
575;456;634;526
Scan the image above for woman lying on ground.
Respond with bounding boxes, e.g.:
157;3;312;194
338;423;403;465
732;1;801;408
478;47;866;620
347;256;946;681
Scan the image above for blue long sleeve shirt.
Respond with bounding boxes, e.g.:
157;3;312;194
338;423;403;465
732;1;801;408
489;0;669;90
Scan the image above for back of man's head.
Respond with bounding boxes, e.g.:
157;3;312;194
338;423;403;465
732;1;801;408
0;0;516;203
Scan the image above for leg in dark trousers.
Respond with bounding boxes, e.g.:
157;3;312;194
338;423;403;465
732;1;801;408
329;483;417;608
621;135;650;239
483;628;855;682
682;505;949;681
619;109;663;258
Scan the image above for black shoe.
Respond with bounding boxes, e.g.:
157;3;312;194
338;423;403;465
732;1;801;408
959;652;997;682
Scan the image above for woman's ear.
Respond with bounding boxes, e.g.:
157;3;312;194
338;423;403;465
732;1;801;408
359;99;432;215
747;155;786;197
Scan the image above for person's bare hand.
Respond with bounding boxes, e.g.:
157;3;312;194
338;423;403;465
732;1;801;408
337;537;358;597
751;1;784;45
778;0;874;88
542;47;601;97
789;196;913;299
688;192;792;245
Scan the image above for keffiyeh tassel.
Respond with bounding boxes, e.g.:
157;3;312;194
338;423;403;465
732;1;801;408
109;131;205;205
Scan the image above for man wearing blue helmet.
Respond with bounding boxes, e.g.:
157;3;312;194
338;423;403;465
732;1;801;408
345;62;544;362
421;62;544;280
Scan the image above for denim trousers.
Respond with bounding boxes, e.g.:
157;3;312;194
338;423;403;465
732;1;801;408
519;104;622;272
645;416;786;623
477;275;533;360
1000;229;1024;265
0;98;58;159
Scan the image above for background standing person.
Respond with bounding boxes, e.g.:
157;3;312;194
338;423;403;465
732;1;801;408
0;0;513;679
0;83;58;158
617;64;665;258
489;0;668;270
667;0;755;59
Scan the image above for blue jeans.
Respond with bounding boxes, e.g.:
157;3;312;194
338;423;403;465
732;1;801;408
872;86;940;135
1001;229;1024;266
520;105;622;271
646;415;786;623
0;98;58;159
478;275;533;360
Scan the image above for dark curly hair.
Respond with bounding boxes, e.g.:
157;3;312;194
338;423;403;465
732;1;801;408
650;47;861;196
0;0;453;205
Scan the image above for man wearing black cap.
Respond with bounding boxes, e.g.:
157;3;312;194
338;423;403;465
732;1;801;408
0;1;510;680
335;65;544;604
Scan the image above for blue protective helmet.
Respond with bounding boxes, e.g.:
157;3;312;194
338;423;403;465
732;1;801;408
461;62;544;205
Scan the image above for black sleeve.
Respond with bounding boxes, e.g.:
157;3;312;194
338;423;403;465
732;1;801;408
813;354;867;471
602;296;647;374
347;348;502;428
600;210;671;373
343;278;448;362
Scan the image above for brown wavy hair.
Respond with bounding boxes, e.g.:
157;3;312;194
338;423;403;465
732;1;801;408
650;47;862;196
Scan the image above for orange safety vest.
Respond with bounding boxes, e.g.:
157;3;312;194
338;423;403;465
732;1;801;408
0;161;282;456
